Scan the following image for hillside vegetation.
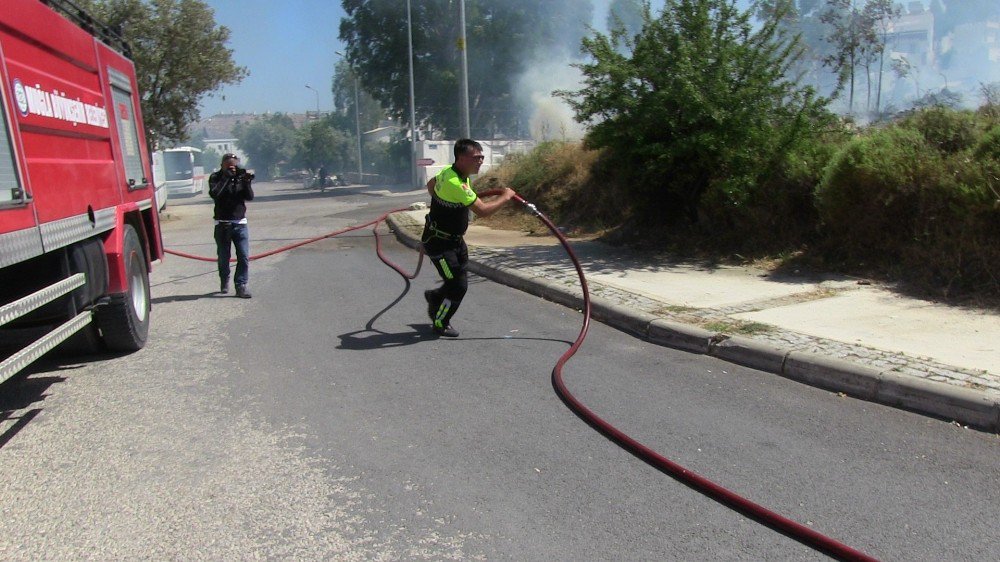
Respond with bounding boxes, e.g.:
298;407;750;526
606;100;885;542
474;1;998;303
476;105;1000;302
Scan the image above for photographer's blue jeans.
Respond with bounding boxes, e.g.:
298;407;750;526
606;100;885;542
215;222;250;287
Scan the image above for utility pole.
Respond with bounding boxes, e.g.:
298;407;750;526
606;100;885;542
353;76;363;182
407;0;418;188
459;0;470;138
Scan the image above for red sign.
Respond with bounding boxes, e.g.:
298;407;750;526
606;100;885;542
416;158;435;166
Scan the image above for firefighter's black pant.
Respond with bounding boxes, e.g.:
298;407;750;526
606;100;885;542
423;238;468;328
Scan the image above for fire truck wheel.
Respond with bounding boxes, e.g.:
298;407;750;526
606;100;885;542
97;224;150;351
57;239;109;355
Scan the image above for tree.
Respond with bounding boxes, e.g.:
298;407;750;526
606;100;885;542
864;0;900;117
78;0;247;149
606;0;646;39
233;114;297;180
819;0;880;115
753;1;838;100
294;118;354;174
332;60;386;141
560;0;830;225
338;0;593;139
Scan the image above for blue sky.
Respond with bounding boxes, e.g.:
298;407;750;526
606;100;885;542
199;0;347;116
199;0;758;117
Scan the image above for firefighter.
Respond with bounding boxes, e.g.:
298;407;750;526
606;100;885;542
209;153;255;298
422;139;514;337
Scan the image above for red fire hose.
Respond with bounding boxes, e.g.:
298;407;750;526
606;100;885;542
164;210;423;279
166;189;876;560
505;191;877;561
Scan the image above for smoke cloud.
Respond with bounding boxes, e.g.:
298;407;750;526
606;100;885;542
516;61;587;142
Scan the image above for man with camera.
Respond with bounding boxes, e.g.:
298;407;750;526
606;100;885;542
208;153;255;298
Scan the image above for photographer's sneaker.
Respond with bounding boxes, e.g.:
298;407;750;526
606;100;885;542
220;279;229;294
235;285;252;299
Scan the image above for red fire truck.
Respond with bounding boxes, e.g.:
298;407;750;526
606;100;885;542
0;0;163;384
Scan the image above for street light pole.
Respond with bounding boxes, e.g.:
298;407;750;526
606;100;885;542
406;0;418;188
304;84;319;115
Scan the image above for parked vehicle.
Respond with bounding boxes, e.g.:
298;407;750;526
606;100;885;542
156;146;206;198
151;149;168;211
303;172;347;191
0;0;164;383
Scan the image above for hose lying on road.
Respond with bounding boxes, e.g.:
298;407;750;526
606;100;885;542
164;208;423;279
166;190;876;561
506;191;877;561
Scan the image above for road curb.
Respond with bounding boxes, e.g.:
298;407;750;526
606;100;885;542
386;212;1000;432
648;319;713;354
782;351;882;399
708;335;789;374
875;370;1000;430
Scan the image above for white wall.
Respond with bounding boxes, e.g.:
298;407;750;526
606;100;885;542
416;139;536;185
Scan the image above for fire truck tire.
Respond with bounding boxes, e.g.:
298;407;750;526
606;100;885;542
56;238;109;355
96;224;150;351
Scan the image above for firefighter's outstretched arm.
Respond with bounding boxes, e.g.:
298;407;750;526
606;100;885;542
470;187;515;218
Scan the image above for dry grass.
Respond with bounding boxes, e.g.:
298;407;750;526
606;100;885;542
475;142;612;235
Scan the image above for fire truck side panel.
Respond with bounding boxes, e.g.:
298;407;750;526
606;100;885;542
0;0;99;77
1;0;162;261
1;0;161;380
3;2;124;229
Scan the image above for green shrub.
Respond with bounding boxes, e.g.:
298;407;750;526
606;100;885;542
697;132;843;253
974;125;1000;162
816;127;944;262
559;0;832;227
817;123;999;297
898;106;978;154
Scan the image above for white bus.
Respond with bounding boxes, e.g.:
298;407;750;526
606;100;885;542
155;146;207;198
151;150;168;211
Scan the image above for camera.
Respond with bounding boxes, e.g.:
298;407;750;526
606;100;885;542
240;171;255;182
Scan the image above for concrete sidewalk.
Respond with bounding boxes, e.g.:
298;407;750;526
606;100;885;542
388;209;1000;432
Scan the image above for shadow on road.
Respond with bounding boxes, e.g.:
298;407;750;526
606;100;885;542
337;323;440;350
151;292;227;304
0;367;69;449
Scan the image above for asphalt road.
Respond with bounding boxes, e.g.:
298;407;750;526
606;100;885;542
1;182;998;560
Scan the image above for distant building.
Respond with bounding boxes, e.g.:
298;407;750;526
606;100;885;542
887;2;935;67
363;125;402;144
191;111;314;139
202;138;245;163
944;20;1000;86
